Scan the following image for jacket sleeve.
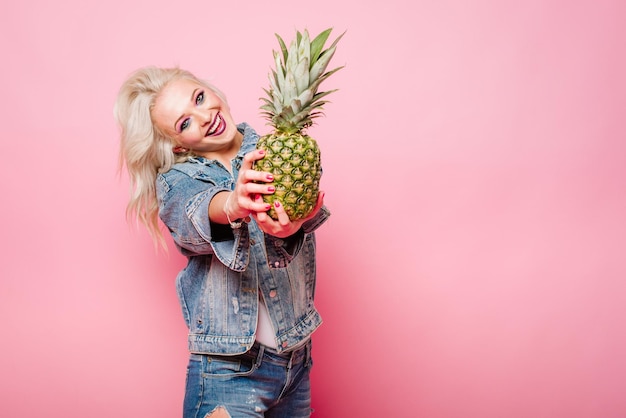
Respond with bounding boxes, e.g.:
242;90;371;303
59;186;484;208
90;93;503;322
263;205;331;267
156;171;251;271
302;205;331;234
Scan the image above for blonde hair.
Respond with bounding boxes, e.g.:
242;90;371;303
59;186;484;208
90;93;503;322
114;66;226;247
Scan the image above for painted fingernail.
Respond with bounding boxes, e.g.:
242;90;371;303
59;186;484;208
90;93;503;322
259;149;266;155
274;201;281;208
266;174;274;181
265;204;272;210
268;186;275;192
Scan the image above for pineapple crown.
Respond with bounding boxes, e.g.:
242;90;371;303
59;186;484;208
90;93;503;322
260;28;345;135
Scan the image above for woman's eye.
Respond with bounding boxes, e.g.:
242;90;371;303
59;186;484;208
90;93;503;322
196;91;204;105
180;118;190;131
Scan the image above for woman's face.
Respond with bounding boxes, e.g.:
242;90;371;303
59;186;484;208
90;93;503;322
152;78;240;157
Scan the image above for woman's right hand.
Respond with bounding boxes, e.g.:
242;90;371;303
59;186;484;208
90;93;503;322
222;149;274;221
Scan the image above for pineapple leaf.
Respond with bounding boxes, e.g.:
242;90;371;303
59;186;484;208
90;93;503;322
325;30;346;55
260;93;273;107
268;77;281;105
310;28;333;67
273;93;284;114
310;30;345;79
290;99;302;114
296;89;314;106
310;45;337;81
262;28;345;134
275;33;288;64
300;30;311;64
273;51;285;90
294;57;309;94
308;66;344;94
311;89;338;103
283;73;297;105
286;39;299;75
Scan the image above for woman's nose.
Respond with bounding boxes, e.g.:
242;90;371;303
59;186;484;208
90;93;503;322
194;109;211;125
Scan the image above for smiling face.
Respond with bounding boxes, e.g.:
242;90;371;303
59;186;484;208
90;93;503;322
152;78;241;158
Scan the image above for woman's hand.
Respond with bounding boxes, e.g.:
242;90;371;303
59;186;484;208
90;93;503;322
218;148;325;237
224;149;275;220
252;191;325;238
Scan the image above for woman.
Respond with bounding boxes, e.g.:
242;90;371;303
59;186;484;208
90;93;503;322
114;66;330;417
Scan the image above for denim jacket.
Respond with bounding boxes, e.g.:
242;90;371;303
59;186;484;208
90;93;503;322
156;123;330;355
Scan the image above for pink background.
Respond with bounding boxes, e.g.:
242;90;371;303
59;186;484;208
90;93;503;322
1;0;625;417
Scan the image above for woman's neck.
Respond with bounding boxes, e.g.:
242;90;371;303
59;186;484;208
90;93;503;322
200;130;243;172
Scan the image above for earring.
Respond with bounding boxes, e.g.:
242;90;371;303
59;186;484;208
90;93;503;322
173;146;189;154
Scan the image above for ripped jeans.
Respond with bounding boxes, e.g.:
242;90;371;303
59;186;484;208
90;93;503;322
183;340;313;418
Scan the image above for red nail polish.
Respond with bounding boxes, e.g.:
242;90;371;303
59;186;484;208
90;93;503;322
274;201;281;208
268;186;275;192
266;174;274;181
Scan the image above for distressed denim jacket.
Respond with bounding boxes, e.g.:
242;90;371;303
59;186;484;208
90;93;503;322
156;123;330;355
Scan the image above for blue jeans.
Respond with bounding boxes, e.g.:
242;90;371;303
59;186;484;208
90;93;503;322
183;340;313;417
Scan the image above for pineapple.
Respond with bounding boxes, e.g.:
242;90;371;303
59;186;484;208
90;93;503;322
255;28;344;220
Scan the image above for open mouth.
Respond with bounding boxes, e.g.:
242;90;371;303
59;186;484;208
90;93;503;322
206;112;226;137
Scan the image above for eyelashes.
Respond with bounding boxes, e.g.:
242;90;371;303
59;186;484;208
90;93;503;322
180;118;190;131
196;91;204;105
179;90;205;132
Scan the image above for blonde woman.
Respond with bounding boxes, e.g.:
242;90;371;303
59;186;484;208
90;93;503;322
115;66;329;417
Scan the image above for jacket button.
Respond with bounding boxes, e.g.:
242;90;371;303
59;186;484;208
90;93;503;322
250;239;256;245
269;290;277;298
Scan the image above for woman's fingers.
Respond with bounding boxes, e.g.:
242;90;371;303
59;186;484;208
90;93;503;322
241;149;265;171
253;194;270;223
229;150;275;217
240;182;276;197
271;200;292;226
240;150;273;181
252;194;309;238
252;195;289;226
237;150;274;189
249;187;327;239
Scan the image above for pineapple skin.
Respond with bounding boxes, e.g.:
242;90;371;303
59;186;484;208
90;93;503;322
256;132;321;220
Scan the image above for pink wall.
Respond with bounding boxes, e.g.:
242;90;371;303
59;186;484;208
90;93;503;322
1;0;625;417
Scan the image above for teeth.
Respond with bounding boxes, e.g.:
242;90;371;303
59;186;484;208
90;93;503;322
207;113;222;136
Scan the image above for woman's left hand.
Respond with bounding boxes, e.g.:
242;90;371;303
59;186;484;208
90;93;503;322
252;191;325;238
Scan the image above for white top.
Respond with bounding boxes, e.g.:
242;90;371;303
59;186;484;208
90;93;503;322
256;295;278;348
